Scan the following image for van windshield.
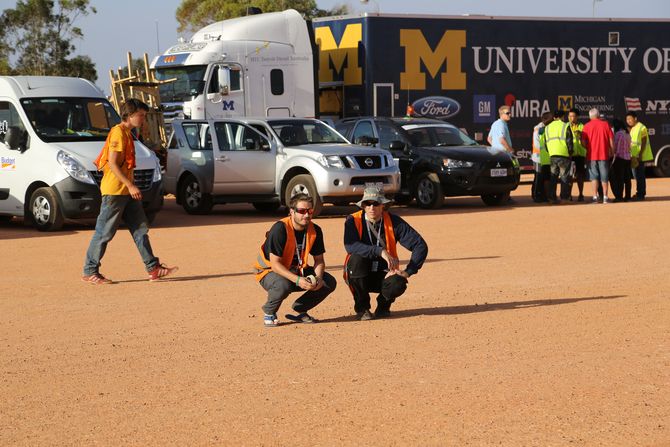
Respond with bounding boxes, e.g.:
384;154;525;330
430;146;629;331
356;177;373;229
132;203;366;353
155;66;207;102
21;97;121;143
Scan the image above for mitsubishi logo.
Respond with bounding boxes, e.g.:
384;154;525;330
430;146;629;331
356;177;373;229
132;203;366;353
496;162;501;167
364;157;374;167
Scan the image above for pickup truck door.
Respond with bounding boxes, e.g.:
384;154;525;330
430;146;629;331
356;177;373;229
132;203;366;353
210;121;275;194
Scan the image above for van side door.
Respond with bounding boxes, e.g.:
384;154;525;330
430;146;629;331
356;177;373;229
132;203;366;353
0;101;29;215
210;121;275;194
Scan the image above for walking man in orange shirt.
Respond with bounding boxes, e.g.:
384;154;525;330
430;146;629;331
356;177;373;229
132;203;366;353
82;99;177;284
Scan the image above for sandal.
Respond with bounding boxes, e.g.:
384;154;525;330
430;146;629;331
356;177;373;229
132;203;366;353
285;312;318;324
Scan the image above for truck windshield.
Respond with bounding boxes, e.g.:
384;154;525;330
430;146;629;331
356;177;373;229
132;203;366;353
269;120;348;146
155;66;207;102
21;97;121;142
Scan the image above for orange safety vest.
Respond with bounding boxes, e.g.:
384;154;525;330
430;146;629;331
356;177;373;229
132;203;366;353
253;216;316;282
343;210;398;283
94;124;137;171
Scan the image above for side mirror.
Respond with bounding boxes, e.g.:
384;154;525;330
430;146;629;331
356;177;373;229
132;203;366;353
389;140;406;151
217;66;230;96
4;127;26;151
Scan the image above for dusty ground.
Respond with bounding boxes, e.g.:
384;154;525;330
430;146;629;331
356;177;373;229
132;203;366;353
1;179;669;446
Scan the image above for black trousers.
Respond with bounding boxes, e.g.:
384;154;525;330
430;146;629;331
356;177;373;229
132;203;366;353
611;158;632;200
345;254;408;313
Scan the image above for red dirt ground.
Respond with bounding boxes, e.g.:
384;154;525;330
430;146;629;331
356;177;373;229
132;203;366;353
1;180;669;446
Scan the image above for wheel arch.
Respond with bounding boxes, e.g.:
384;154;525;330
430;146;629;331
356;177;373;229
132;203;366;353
280;166;310;205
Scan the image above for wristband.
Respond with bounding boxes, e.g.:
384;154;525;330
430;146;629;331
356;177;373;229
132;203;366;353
296;276;301;286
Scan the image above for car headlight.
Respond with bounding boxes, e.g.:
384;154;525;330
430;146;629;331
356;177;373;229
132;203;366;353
57;150;96;185
153;158;162;182
443;158;474;168
385;154;396;167
318;154;345;169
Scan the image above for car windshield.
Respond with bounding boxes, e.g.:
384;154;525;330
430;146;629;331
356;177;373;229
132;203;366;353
154;65;207;102
404;124;478;147
21;97;121;142
269;120;348;146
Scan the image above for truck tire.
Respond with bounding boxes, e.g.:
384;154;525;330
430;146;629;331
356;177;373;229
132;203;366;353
252;201;281;213
29;187;64;231
653;148;670;177
284;174;323;216
481;192;510;206
179;174;213;215
414;172;443;209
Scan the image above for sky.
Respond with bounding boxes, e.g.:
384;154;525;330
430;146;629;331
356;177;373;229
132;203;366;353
8;0;668;93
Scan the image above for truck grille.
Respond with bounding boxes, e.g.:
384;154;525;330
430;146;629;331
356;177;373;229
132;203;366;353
89;169;154;191
353;155;382;169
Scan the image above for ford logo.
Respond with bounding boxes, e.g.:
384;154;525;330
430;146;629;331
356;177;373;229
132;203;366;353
412;96;461;119
364;157;374;167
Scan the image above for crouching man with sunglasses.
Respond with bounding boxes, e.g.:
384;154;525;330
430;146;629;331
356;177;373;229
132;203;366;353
344;187;428;320
253;194;337;327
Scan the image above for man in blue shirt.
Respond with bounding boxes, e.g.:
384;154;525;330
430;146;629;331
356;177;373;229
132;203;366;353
487;105;514;154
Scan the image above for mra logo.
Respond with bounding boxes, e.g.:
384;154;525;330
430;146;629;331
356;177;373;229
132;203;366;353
222;101;235;111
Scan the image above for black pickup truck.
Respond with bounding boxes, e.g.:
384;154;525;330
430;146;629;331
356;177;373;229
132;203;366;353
335;117;521;208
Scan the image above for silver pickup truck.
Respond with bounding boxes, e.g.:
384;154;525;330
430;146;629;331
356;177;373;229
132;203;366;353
164;118;400;215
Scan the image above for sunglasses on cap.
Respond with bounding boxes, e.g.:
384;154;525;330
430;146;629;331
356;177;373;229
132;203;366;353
293;207;314;215
362;201;381;207
502;111;511;115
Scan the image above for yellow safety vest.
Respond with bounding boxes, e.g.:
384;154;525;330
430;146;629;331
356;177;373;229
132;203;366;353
542;121;570;157
570;122;586;157
630;122;653;162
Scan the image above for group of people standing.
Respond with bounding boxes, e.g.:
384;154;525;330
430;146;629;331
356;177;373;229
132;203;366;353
530;108;652;204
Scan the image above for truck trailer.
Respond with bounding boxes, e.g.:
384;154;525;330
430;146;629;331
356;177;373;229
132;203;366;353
313;13;670;175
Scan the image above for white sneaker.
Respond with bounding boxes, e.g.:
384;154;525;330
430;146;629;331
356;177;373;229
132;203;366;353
603;197;609;204
592;196;599;203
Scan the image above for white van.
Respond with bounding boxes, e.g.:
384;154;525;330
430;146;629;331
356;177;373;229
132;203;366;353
0;76;163;231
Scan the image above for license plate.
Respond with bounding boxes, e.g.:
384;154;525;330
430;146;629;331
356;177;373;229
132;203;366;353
490;168;508;177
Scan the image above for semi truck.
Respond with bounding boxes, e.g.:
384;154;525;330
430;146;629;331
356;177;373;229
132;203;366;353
152;10;670;176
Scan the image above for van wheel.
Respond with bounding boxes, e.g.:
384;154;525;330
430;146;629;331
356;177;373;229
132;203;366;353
284;174;323;216
180;174;213;214
252;202;281;213
29;187;64;231
481;192;510;206
653;149;670;177
414;172;443;209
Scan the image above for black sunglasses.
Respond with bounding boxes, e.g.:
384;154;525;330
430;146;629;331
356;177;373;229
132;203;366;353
362;201;381;207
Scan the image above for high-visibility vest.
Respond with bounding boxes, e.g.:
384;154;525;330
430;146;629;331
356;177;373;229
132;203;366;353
542;120;570;157
343;210;398;283
630;122;653;162
253;217;316;282
570;122;587;157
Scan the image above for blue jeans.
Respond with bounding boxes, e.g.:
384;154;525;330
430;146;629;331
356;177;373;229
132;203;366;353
632;163;646;198
83;195;158;275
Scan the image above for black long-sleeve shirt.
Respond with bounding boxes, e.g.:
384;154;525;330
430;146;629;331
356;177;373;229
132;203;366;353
344;212;428;276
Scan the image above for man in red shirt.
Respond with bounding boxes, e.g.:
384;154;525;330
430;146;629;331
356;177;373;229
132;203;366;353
581;108;614;203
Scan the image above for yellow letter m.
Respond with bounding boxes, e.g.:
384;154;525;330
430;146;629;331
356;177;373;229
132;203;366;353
315;24;363;85
400;29;466;90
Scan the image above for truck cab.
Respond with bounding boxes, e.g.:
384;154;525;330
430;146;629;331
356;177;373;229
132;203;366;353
165;118;400;215
0;76;163;230
151;9;316;122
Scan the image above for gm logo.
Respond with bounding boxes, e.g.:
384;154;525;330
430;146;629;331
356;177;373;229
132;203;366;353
222;101;235;111
558;95;573;111
473;95;496;123
412;96;461;119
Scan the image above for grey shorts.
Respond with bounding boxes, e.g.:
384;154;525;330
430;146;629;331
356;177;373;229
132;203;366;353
588;160;609;182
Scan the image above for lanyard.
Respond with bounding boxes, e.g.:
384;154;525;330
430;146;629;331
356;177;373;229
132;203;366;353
365;217;383;248
294;230;307;269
